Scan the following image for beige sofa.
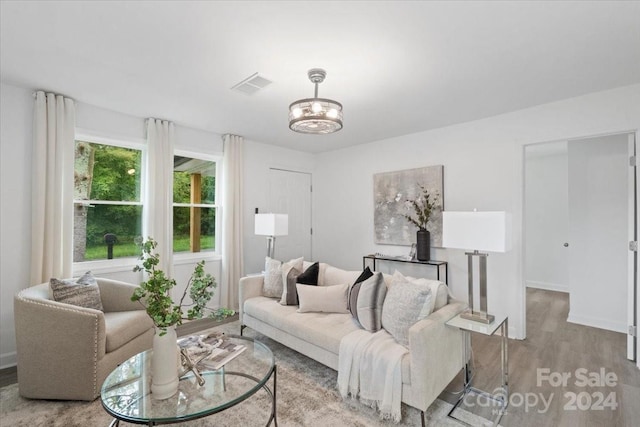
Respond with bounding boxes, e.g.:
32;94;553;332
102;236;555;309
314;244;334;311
14;278;154;401
239;262;466;422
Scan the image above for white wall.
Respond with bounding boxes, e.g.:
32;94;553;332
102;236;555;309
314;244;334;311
313;84;640;339
0;83;33;368
567;134;629;333
242;139;315;275
524;142;569;292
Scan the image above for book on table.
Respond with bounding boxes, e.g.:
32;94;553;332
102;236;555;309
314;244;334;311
199;338;246;370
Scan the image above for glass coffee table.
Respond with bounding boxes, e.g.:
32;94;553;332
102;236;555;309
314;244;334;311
101;335;276;426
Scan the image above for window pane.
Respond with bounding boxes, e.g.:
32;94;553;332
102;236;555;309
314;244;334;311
75;141;141;202
173;206;215;253
74;204;142;261
173;156;216;204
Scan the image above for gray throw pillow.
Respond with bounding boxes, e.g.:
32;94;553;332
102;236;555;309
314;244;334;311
280;266;302;305
50;271;104;311
353;272;386;332
381;271;432;347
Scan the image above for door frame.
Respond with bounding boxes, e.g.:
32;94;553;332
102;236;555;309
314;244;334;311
521;130;638;365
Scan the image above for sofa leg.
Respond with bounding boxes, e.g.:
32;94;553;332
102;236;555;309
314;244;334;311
421;410;426;427
240;324;246;336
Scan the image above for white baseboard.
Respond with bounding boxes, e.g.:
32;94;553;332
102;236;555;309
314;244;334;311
567;312;627;334
0;351;16;369
526;280;569;293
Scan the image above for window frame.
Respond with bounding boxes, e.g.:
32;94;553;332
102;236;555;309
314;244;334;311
72;131;147;270
172;149;222;261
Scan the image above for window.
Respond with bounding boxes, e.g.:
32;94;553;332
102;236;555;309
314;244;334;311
73;139;143;262
173;154;218;253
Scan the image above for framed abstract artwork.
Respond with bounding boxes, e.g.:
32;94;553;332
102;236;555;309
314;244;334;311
373;165;444;246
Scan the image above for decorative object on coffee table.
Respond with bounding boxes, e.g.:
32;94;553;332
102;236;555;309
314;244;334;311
373;165;444;247
131;238;235;399
404;184;439;261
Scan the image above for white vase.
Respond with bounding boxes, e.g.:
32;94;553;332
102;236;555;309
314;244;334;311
151;325;179;400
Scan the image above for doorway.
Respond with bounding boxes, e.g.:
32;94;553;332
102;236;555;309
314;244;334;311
524;131;637;362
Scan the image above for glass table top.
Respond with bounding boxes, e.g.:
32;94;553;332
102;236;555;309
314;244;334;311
101;334;274;424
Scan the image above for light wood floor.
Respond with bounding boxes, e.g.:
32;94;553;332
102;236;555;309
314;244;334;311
440;288;640;427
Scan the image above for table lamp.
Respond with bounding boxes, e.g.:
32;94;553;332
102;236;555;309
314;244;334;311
255;213;288;259
442;211;511;324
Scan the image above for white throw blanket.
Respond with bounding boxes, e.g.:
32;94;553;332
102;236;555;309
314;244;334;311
338;329;409;422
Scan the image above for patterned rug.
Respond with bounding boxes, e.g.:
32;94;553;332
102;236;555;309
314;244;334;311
0;321;491;426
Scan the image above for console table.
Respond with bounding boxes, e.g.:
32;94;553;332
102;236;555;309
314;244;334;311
362;254;448;284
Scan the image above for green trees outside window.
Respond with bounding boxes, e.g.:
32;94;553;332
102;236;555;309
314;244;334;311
73;142;218;262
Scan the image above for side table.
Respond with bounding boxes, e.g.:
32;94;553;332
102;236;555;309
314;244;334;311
445;313;508;426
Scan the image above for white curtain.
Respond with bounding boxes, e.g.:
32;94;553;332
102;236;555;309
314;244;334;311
144;119;175;276
221;134;244;310
30;91;75;284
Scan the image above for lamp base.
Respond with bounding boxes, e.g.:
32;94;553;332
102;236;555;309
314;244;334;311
461;310;495;324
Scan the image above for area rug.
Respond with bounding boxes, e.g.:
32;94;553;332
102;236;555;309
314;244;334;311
0;321;492;426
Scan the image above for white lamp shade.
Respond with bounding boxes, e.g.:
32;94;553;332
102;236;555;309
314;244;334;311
255;213;288;236
442;211;512;253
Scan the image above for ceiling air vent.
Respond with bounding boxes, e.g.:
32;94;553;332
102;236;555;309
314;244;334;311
231;72;272;95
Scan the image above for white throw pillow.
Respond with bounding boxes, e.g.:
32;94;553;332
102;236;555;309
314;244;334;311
296;283;350;313
381;271;433;347
263;256;303;298
395;274;448;313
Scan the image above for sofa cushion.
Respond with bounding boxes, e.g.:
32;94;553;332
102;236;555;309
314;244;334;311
399;275;449;313
280;265;302;306
353;272;387;332
348;267;374;313
382;271;433;347
244;296;359;354
322;265;362;287
297;261;319;285
104;310;154;353
50;272;104;311
263;257;303;298
297;283;349;313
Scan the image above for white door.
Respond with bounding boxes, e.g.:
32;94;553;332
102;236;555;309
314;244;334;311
567;134;631;342
266;168;312;261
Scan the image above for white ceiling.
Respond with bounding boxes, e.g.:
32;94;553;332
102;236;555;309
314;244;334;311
2;1;639;153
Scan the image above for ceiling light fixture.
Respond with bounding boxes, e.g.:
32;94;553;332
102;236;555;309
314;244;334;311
289;68;343;134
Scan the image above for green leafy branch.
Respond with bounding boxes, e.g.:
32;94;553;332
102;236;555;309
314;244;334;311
403;184;439;231
131;238;234;336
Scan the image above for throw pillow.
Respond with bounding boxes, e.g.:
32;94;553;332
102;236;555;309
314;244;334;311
348;266;374;313
279;265;302;306
354;272;387;332
297;283;350;313
381;271;432;347
263;256;303;298
50;271;104;311
297;261;319;285
400;275;449;313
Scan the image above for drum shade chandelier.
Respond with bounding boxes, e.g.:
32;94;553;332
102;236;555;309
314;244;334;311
288;68;343;134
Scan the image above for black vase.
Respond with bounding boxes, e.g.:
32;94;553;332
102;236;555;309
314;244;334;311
416;229;430;261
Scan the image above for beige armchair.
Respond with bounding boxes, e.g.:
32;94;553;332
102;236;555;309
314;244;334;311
14;278;154;401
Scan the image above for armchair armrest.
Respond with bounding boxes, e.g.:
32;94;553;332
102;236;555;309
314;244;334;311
406;299;466;411
238;275;264;322
97;278;144;312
